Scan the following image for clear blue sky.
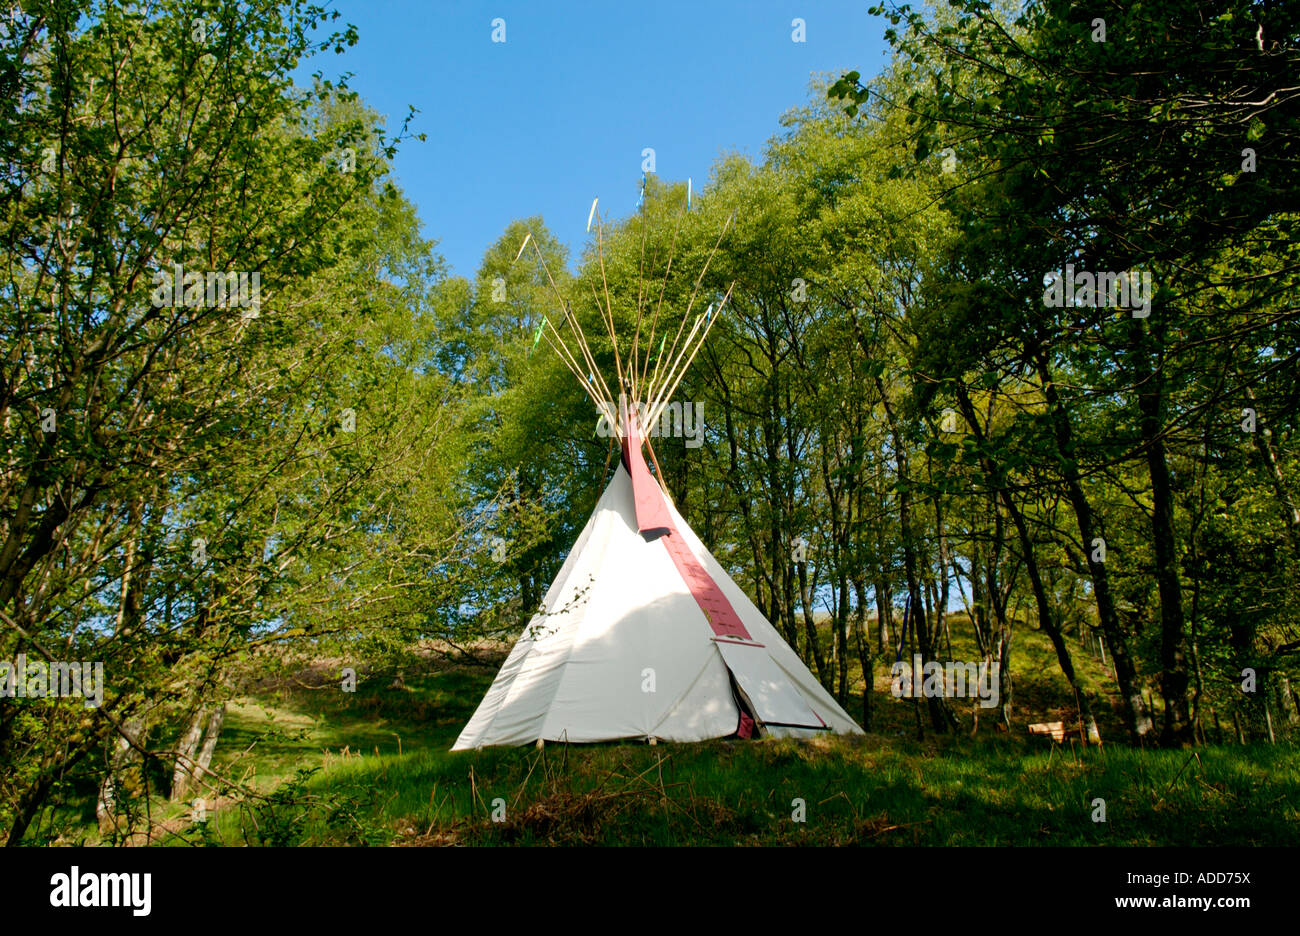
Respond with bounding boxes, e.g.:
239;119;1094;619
308;1;889;278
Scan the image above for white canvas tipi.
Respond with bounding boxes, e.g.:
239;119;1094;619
453;208;864;749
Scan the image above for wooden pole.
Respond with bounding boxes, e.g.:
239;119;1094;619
629;195;651;403
601;431;616;482
645;212;734;402
644;435;671;501
523;231;618;409
636;199;689;397
593;212;629;391
647;283;735;428
646;304;710;415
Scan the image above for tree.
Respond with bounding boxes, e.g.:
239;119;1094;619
0;0;468;843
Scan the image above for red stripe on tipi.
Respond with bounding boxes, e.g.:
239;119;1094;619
621;398;674;536
621;400;751;642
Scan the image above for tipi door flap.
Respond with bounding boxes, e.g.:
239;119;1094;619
713;639;827;729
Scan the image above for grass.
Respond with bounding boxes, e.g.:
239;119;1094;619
193;705;1297;846
185;620;1298;846
42;619;1300;846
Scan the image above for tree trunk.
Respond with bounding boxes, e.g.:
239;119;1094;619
171;706;207;801
1034;348;1155;741
872;456;892;654
854;576;874;730
836;573;850;703
98;717;146;832
1011;507;1100;743
986;507;1014;728
796;556;829;687
1244;383;1300;549
956;388;1098;742
874;580;892;656
877;375;957;734
1279;675;1298;724
934;494;953;661
195;703;225;779
1131;320;1193;745
970;527;992;659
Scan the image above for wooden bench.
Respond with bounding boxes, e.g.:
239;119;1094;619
1028;721;1068;743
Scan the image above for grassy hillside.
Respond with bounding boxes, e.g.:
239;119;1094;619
49;617;1295;847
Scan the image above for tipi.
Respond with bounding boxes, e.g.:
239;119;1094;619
453;205;864;749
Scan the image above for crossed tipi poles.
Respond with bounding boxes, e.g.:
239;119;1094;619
512;191;735;482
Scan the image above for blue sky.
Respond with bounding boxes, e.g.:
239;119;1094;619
308;1;889;278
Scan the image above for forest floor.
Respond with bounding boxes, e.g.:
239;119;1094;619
51;618;1300;846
